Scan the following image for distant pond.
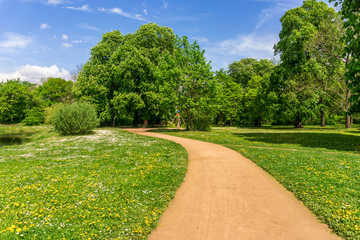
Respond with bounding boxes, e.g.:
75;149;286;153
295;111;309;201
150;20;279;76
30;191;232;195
0;132;36;147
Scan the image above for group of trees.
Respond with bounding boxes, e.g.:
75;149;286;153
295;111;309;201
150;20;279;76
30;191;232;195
1;0;359;130
74;23;217;130
0;78;74;125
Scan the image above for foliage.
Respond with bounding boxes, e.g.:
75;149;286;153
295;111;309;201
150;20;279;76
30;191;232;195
51;102;100;135
0;126;188;239
329;0;360;118
175;36;217;131
22;107;44;126
214;69;243;126
43;103;63;125
0;79;41;123
75;24;217;130
74;23;177;126
228;58;274;88
37;77;74;107
155;126;360;239
228;58;274;126
272;0;342;127
304;7;347;127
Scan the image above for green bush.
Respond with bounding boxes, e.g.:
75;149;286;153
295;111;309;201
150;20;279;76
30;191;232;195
193;116;211;131
23;107;44;126
44;103;62;125
52;102;100;135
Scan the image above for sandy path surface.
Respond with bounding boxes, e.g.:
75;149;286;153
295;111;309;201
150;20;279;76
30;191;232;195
124;128;340;240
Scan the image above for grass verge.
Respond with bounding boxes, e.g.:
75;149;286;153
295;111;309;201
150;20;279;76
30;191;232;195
0;126;187;239
153;125;360;240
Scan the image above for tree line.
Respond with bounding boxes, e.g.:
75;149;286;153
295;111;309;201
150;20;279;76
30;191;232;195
1;0;359;130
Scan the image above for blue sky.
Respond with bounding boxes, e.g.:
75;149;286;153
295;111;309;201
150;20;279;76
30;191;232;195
0;0;334;83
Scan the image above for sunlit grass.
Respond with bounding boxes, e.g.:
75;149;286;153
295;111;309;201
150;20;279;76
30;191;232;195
0;126;188;239
154;125;360;240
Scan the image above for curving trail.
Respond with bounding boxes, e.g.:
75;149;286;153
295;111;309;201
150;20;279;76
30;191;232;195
124;128;341;240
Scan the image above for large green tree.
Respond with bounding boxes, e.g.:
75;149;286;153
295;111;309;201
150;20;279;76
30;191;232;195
228;58;273;88
38;77;74;107
175;36;217;131
0;79;41;123
214;69;243;126
272;0;340;127
304;7;347;127
228;58;274;126
329;0;360;127
74;23;177;126
73;30;124;126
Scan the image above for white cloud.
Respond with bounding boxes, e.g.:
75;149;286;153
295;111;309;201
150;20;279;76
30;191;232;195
62;43;73;48
162;0;168;9
47;0;63;5
62;34;68;41
0;65;71;83
143;9;148;15
77;23;99;32
40;23;50;30
0;32;31;49
66;5;90;11
98;7;147;22
204;33;278;70
72;40;83;44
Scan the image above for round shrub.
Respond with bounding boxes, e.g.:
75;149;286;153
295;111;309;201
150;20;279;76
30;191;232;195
52;102;100;135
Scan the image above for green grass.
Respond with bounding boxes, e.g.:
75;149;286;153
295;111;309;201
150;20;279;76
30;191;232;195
0;125;188;239
153;125;360;240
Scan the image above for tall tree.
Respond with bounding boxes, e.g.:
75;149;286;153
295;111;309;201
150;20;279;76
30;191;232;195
214;69;243;126
272;0;340;127
329;0;360;128
304;8;346;127
74;24;177;126
175;36;216;131
228;58;274;126
73;30;125;126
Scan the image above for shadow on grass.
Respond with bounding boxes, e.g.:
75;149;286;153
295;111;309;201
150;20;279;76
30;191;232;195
234;132;360;153
148;128;188;133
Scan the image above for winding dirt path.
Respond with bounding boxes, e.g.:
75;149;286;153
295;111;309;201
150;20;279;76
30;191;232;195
124;128;340;240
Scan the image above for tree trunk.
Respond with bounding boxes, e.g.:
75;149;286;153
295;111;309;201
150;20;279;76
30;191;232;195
133;110;140;127
143;119;149;128
112;116;116;127
345;114;351;129
190;113;194;131
254;118;261;127
320;111;326;127
295;116;303;128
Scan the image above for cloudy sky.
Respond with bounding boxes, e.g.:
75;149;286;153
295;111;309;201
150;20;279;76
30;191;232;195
0;0;334;83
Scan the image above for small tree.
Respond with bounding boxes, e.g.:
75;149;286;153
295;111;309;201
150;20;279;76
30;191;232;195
52;102;100;135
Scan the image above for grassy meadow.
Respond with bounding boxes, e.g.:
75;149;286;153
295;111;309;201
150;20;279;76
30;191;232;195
0;125;188;239
154;125;360;240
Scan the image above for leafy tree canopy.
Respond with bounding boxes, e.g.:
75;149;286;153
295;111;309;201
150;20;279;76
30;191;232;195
0;79;40;123
329;0;360;113
38;77;74;107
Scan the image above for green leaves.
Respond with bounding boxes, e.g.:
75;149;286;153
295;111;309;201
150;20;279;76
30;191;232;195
0;79;40;123
272;0;345;127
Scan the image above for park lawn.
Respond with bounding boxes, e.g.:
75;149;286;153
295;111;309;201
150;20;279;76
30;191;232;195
154;125;360;240
0;126;188;240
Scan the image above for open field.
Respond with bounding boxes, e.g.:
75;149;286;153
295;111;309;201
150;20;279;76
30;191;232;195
154;125;360;240
0;126;188;239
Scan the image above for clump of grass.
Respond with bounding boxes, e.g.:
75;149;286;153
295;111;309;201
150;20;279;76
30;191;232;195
0;126;187;239
154;125;360;240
